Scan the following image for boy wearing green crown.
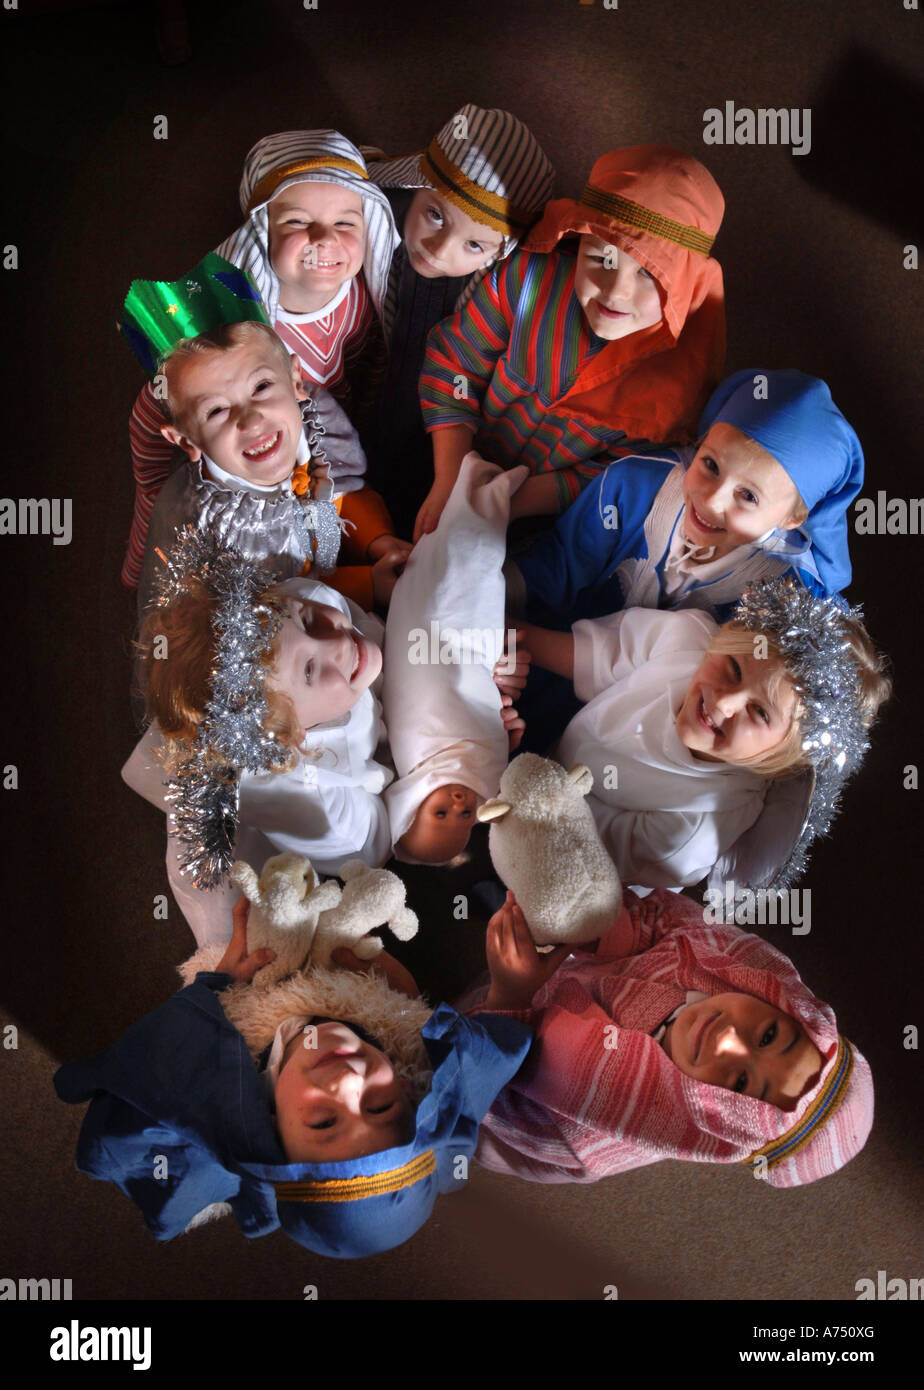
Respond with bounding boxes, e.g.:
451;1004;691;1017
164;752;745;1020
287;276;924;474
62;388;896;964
121;255;410;617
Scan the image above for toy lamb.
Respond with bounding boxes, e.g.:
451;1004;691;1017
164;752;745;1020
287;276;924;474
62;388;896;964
179;853;418;987
477;754;623;946
312;859;419;966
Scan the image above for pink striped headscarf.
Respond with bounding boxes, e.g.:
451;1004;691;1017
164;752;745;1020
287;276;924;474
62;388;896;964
472;891;873;1189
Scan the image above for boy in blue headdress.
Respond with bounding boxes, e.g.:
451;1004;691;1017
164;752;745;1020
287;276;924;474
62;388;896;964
513;368;864;626
54;900;533;1259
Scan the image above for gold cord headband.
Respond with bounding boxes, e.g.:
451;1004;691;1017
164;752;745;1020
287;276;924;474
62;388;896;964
579;183;715;256
420;139;532;236
744;1035;855;1173
247;156;369;213
273;1150;437;1203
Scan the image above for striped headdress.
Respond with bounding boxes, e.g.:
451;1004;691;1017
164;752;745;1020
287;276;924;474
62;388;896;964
215;130;400;323
367;104;555;325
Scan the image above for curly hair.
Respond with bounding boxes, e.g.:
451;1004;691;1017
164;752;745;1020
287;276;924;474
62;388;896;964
137;576;303;774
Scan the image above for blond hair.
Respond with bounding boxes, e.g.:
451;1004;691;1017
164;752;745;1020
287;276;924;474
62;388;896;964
708;611;891;780
159;320;294;425
138;577;302;774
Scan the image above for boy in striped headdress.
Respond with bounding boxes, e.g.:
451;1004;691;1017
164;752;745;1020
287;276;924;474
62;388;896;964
363;104;555;536
418;145;726;534
122;131;402;590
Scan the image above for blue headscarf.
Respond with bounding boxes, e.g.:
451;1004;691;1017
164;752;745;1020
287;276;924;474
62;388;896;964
699;369;864;596
54;978;532;1260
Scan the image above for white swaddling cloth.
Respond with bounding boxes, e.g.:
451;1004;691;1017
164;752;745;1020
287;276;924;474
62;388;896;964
383;452;527;855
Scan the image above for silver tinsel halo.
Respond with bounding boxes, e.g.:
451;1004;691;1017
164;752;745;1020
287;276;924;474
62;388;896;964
732;577;871;890
154;527;287;890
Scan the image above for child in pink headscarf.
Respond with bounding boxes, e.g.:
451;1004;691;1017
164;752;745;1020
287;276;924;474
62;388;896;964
462;889;872;1188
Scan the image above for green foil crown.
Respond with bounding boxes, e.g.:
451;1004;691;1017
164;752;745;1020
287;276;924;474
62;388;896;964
119;252;270;376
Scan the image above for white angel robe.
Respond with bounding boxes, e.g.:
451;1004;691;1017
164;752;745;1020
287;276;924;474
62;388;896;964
556;607;767;889
122;578;393;947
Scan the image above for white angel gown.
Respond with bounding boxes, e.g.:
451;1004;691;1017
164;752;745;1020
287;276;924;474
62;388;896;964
556;606;768;888
122;577;393;947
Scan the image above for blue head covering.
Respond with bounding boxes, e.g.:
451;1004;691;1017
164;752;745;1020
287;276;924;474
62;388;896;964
54;979;531;1260
699;369;864;595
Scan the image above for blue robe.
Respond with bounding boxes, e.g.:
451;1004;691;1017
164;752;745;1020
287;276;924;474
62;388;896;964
516;452;831;627
54;974;533;1258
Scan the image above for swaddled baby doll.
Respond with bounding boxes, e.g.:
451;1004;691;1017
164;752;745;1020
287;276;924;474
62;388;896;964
382;451;528;864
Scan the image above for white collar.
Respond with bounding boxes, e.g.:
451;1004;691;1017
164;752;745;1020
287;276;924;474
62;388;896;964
202;428;309;495
275;279;351;324
663;516;777;589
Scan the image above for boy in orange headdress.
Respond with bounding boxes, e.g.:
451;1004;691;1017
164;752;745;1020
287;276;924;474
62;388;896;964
416;146;726;535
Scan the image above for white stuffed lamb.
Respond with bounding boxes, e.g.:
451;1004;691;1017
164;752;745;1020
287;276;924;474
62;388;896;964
477;754;623;946
312;860;419;965
178;853;418;987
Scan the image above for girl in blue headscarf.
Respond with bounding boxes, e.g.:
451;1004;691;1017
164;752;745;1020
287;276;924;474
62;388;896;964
512;368;864;628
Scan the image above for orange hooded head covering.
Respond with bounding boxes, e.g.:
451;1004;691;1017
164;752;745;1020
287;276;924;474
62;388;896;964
523;145;726;443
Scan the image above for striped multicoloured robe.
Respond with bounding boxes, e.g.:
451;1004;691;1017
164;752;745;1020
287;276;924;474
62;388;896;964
465;890;872;1189
420;250;658;506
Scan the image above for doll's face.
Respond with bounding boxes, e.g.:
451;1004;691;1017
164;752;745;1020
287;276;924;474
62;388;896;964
274;1022;413;1162
266;596;383;732
403;189;504;279
681;423;806;559
398;783;479;863
161;338;306;486
573;235;662;341
660;992;824;1109
675;643;797;765
267;180;365;314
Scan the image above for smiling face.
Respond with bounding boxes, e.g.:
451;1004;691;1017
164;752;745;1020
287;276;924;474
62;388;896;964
682;423;806;559
265;596;383;732
403;189;504;279
398;783;479;863
661;992;825;1109
274;1022;414;1163
161;334;306;486
266;180;365;314
675;642;798;765
573;234;663;341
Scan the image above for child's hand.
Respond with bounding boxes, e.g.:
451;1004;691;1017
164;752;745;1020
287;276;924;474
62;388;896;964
500;697;526;752
215;898;276;983
367;533;413;565
493;628;531;700
484;891;570;1010
330;946;421;1000
371;549;408;607
413;482;452;544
